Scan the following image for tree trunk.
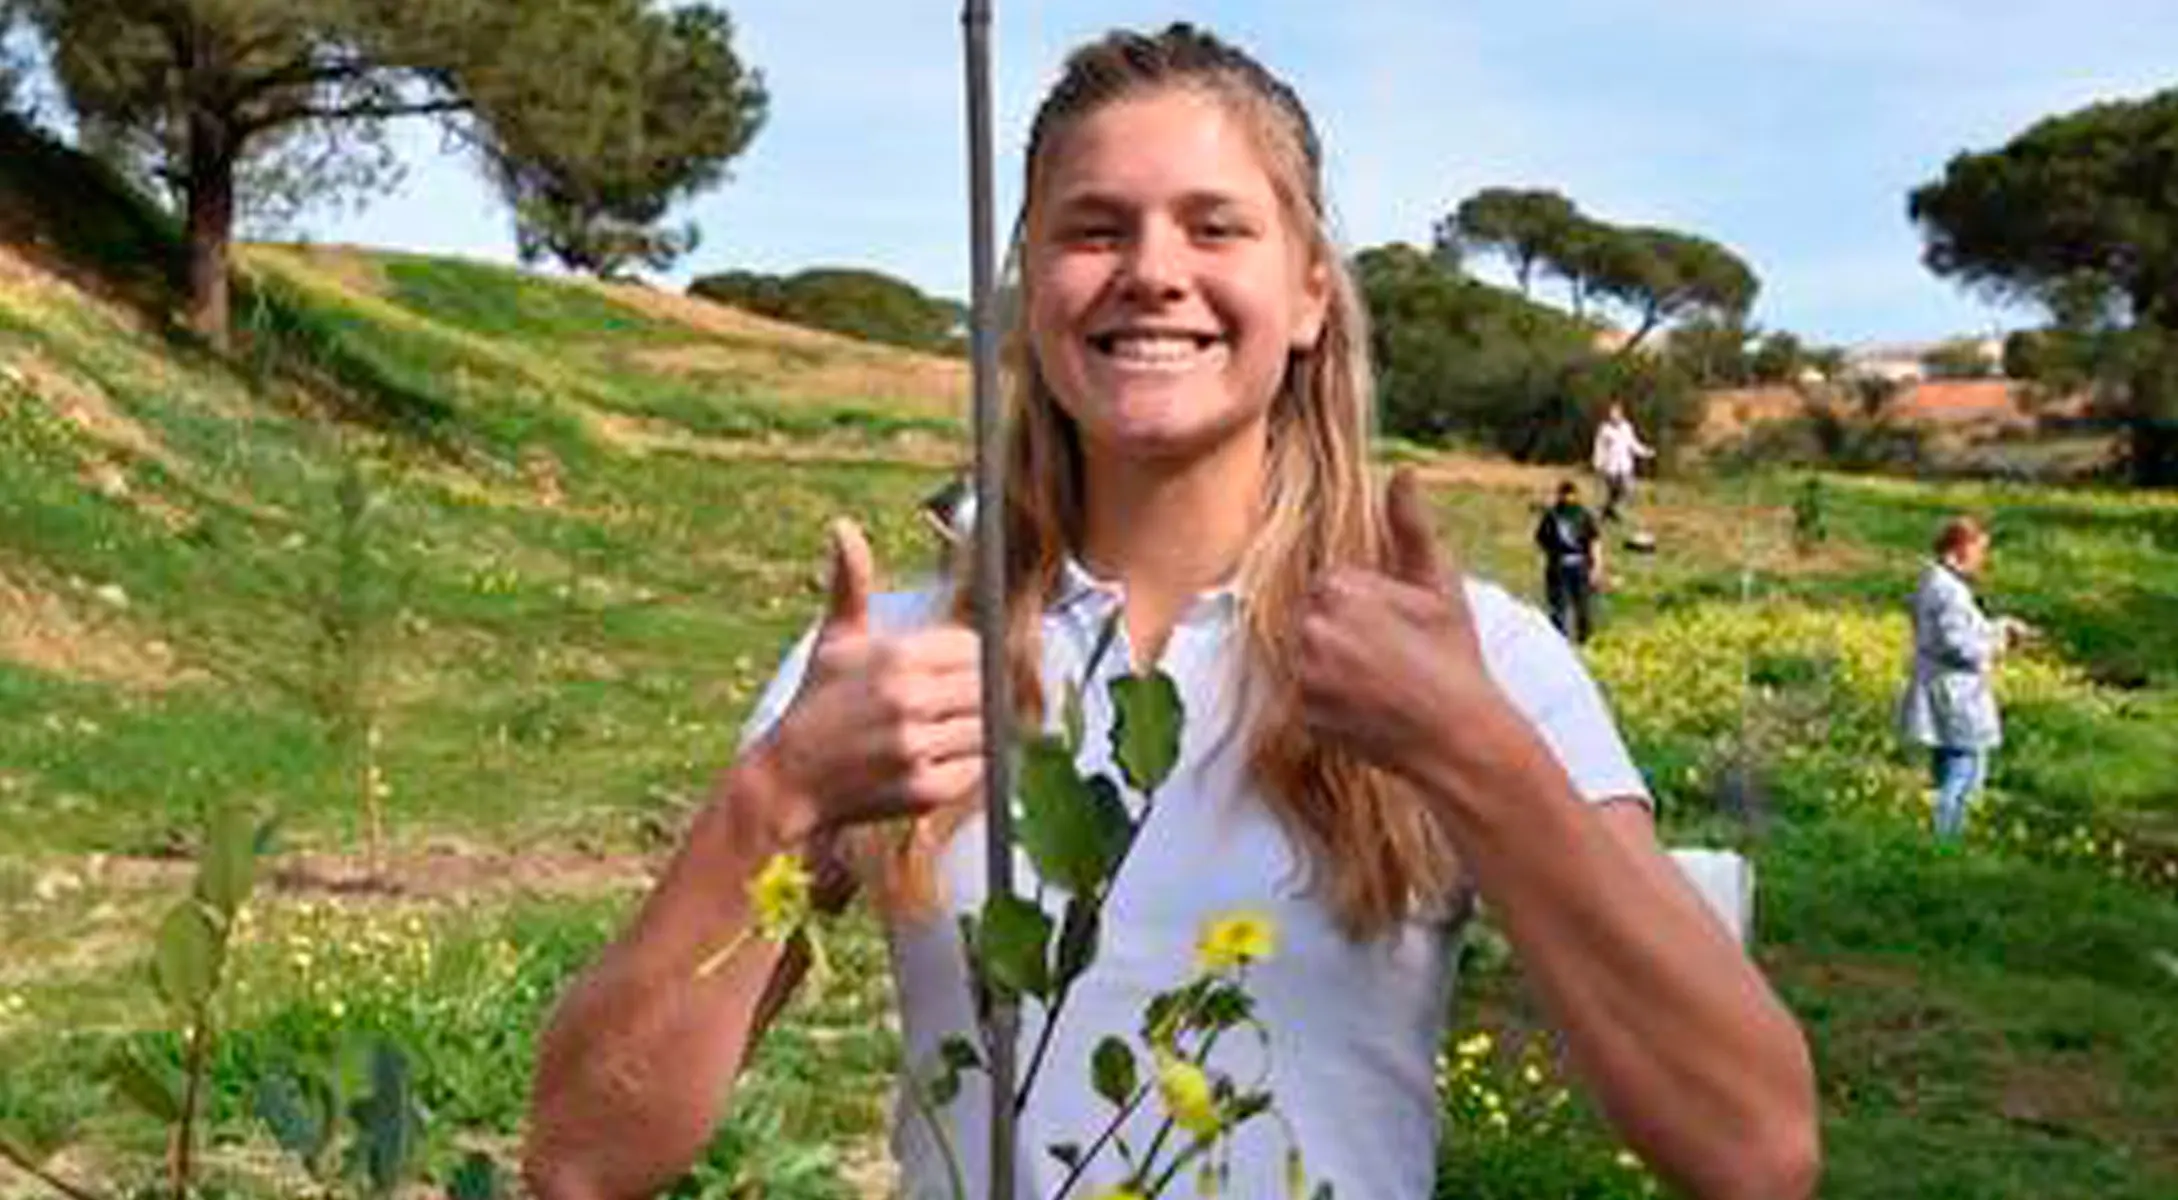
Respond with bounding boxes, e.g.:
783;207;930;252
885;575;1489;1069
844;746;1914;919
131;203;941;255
183;109;237;350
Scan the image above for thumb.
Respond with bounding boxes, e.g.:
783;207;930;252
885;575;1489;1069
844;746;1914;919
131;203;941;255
819;518;876;639
1383;468;1447;589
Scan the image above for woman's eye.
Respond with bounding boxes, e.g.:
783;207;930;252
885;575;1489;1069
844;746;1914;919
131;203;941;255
1062;223;1124;246
1196;219;1252;242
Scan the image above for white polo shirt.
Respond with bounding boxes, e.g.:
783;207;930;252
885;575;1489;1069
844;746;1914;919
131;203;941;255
741;561;1650;1199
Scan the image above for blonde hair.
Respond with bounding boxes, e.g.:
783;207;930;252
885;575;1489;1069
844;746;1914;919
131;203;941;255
865;24;1459;939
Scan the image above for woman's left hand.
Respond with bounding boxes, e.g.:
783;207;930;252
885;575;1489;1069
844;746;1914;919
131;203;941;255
1294;469;1518;780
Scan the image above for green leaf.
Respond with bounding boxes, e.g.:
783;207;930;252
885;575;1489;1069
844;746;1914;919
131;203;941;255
196;801;260;917
447;1151;502;1200
939;1035;982;1073
1196;981;1256;1030
1110;671;1183;795
1090;1036;1136;1108
102;1045;184;1124
1016;736;1130;895
978;893;1053;1000
1054;895;1100;990
152;902;221;1012
926;1065;963;1107
345;1040;423;1198
254;1071;335;1173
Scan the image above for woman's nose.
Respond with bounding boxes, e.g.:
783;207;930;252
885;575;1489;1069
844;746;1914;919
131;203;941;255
1118;223;1188;303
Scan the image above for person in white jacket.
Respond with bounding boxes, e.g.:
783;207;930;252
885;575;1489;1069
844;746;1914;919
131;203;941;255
1590;403;1653;522
1897;517;2029;839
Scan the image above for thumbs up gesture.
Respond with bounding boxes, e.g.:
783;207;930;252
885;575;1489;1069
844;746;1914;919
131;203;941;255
752;519;986;843
1294;470;1509;780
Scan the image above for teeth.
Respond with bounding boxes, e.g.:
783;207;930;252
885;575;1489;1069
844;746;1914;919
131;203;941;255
1101;333;1215;364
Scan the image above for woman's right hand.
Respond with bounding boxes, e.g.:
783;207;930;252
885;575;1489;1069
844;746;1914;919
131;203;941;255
745;519;986;844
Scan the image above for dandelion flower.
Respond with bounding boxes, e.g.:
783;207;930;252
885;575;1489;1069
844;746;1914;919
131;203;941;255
1195;910;1277;973
1155;1057;1221;1138
749;853;813;942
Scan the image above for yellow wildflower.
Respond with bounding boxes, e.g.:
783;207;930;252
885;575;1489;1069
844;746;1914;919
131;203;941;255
1195;910;1277;973
749;852;813;942
1156;1057;1221;1138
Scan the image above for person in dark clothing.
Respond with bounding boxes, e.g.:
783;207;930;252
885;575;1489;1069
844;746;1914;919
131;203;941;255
1535;481;1606;643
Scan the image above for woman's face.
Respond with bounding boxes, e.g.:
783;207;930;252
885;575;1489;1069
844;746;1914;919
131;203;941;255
1951;533;1990;577
1025;88;1328;467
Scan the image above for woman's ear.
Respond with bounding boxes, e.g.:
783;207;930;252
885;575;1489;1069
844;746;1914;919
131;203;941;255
1291;256;1332;352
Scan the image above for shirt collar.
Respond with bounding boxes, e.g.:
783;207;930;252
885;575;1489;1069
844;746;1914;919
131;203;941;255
1054;555;1241;629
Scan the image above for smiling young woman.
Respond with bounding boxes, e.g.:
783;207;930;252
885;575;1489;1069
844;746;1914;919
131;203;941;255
525;24;1819;1200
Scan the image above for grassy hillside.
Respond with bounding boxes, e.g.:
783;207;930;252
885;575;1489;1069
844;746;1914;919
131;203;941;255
3;121;2175;1198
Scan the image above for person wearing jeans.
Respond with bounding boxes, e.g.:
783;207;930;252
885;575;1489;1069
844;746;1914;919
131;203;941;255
1897;516;2024;840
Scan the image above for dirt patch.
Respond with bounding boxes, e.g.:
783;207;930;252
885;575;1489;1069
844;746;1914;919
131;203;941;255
242;242;389;297
0;566;190;690
1700;385;1809;443
1409;453;1567;496
596;280;875;352
596;282;969;418
586;409;961;468
94;839;658;903
629;340;966;419
7;350;167;460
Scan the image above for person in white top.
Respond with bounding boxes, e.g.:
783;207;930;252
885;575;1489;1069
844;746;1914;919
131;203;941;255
525;24;1817;1200
1591;402;1654;522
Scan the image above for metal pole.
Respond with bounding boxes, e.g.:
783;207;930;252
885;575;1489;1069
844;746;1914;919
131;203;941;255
960;1;1019;1197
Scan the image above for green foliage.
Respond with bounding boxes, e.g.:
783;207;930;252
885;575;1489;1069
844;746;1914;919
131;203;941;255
1108;672;1183;795
1436;187;1579;296
1015;736;1131;896
1910;86;2178;484
476;4;768;278
0;111;184;309
689;267;966;356
1437;188;1759;348
1357;243;1708;465
1921;337;1998;379
15;0;767;337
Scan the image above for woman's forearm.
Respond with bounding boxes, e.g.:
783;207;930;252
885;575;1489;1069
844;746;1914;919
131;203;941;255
524;755;805;1200
1413;705;1819;1200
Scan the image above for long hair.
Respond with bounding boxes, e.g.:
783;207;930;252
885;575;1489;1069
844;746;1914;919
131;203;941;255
865;24;1458;939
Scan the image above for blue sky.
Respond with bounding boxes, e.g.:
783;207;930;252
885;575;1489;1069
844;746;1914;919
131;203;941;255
313;1;2178;345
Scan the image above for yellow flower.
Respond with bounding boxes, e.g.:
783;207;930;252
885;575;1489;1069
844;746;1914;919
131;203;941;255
749;852;813;942
1195;910;1277;973
1156;1057;1221;1138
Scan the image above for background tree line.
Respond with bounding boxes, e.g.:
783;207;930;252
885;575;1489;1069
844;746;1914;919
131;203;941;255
688;266;967;357
1361;188;1768;465
1911;85;2178;485
0;0;767;347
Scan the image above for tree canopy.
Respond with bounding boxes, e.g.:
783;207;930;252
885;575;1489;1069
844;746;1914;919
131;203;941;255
1436;187;1760;353
1356;243;1707;463
1911;87;2178;483
690;266;965;356
15;0;766;345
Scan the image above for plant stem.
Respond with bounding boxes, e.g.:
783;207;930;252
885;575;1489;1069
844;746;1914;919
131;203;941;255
0;1141;110;1200
1047;1082;1153;1200
1144;1131;1218;1198
1013;983;1070;1115
902;1073;970;1200
171;1015;212;1199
